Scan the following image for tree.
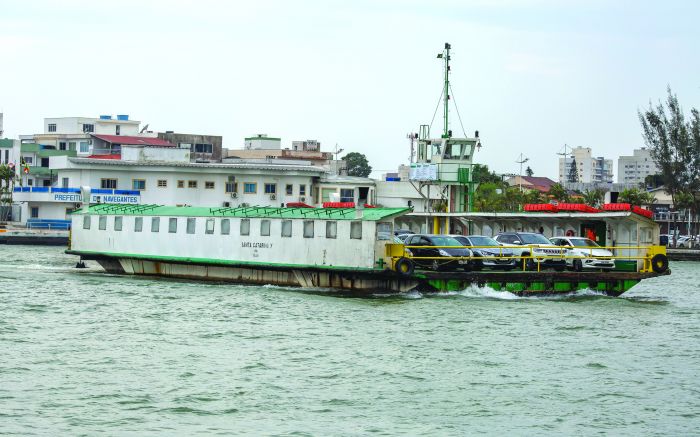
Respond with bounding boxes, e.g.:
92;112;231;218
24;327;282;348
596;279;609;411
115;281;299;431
618;188;656;207
473;182;504;212
582;188;605;208
525;166;534;177
643;174;664;189
567;158;579;183
548;183;570;203
0;163;17;222
472;164;503;185
341;152;372;177
639;87;700;242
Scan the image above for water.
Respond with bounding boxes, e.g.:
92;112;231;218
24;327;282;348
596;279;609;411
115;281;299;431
1;246;699;436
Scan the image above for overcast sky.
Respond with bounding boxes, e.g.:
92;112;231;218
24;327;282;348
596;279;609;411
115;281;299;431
1;0;698;179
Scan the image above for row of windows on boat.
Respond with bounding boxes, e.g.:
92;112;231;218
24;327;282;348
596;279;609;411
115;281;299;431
82;215;368;239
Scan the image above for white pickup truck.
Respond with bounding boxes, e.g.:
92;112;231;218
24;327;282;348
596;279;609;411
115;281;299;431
494;232;569;271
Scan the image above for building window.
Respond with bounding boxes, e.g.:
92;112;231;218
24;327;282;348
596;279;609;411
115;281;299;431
285;184;293;195
157;180;167;188
151;217;160;232
350;221;362;239
134;217;143;232
326;221;337;239
177;180;185;188
169;218;178;233
188;180;198;188
82;124;94;133
243;183;257;194
59;142;67;150
48;123;57;132
264;183;276;194
260;219;271;236
205;218;215;235
194;143;213;154
114;216;123;231
99;216;107;230
62;178;69;188
186;218;196;234
340;188;354;202
240;219;250;236
303;220;314;238
205;181;215;189
225;181;237;193
101;178;117;189
115;125;121;136
23;156;33;164
132;179;146;191
83;215;91;229
221;219;230;235
321;188;335;203
78;142;88;153
281;220;292;237
27;179;33;186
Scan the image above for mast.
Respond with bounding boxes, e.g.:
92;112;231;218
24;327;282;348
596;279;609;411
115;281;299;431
437;42;451;138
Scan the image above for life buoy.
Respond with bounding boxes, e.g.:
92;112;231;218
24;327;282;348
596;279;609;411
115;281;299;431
395;257;415;276
565;229;575;237
650;254;669;274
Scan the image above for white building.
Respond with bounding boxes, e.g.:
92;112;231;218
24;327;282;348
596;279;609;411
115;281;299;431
558;146;613;183
244;134;281;150
617;148;659;184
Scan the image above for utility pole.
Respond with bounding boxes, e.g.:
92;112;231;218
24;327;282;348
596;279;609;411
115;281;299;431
556;143;572;181
437;43;451;138
516;153;529;192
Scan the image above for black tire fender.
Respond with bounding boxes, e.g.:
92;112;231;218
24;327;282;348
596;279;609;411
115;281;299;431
650;254;669;274
395;257;415;276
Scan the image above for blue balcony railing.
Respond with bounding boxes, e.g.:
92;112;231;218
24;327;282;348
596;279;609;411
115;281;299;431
13;186;140;196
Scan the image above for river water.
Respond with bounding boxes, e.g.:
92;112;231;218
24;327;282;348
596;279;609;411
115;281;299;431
1;245;699;436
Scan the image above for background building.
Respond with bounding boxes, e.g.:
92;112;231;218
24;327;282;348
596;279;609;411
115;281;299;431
158;131;223;162
558;146;613;183
617;148;659;185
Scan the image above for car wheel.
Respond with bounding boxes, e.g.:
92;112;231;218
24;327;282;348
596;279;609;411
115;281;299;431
572;259;583;272
471;258;483;271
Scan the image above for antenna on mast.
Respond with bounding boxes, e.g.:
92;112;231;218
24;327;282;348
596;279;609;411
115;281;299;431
437;42;451;138
516;153;530;192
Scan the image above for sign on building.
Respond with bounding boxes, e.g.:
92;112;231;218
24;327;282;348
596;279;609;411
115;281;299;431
409;163;438;181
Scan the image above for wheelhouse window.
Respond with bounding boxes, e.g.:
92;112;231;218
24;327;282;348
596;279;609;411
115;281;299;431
281;220;292;237
350;221;362;239
243;183;256;194
99;216;107;230
264;183;276;194
240;219;250;236
221;219;230;235
134;217;143;232
169;218;177;233
186;218;196;234
285;184;293;195
260;219;271;236
101;179;117;189
303;220;314;238
376;222;392;240
114;216;123;231
132;179;146;191
326;221;337;239
151;217;160;232
205;219;215;234
83;215;91;229
157;180;167;188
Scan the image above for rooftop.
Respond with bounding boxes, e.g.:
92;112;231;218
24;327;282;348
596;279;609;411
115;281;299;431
91;134;175;147
78;204;411;221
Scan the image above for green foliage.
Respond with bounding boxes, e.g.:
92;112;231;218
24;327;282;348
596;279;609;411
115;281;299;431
341;152;372;177
582;188;605;208
618;188;656;207
0;164;17;221
472;164;502;185
525;166;534;177
473;182;504;212
643;174;664;189
548;183;570;203
567;159;579;183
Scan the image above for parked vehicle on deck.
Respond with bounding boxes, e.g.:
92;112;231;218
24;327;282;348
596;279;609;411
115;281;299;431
403;234;472;271
494;232;567;271
549;236;615;271
450;235;516;270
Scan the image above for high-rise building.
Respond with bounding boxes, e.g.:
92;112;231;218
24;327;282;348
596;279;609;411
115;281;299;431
558;146;613;183
617;148;659;185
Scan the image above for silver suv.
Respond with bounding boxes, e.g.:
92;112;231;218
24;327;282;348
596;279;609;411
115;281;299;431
494;232;568;271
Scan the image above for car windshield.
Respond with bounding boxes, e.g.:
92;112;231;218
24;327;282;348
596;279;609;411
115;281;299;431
467;236;499;247
520;233;552;244
431;236;463;247
570;238;600;247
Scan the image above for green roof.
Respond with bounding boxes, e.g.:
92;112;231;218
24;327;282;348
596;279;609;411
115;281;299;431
0;139;14;148
27;166;53;175
79;204;410;221
20;143;40;153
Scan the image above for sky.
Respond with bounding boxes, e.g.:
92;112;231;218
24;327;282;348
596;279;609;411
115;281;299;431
1;0;699;179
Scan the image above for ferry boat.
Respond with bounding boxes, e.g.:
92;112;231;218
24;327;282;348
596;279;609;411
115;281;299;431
67;188;669;296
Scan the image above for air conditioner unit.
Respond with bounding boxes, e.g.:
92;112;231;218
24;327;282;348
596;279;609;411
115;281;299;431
231;192;238;198
223;201;231;207
240;202;250;207
269;194;276;200
299;196;306;202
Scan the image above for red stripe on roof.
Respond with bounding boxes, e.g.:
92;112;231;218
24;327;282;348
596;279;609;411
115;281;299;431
87;154;121;159
91;134;175;147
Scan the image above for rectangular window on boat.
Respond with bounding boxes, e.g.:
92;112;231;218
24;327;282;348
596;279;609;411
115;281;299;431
151;217;160;232
244;183;256;194
186;218;196;234
240;219;250;236
114;216;123;231
281;220;292;237
326;221;337;239
303;220;314;238
260;219;271;236
221;219;230;235
134;217;143;232
99;216;107;230
83;215;91;229
169;218;178;233
350;221;362;239
264;183;276;194
285;184;293;195
205;218;215;234
376;222;392;240
101;178;117;189
299;184;306;196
